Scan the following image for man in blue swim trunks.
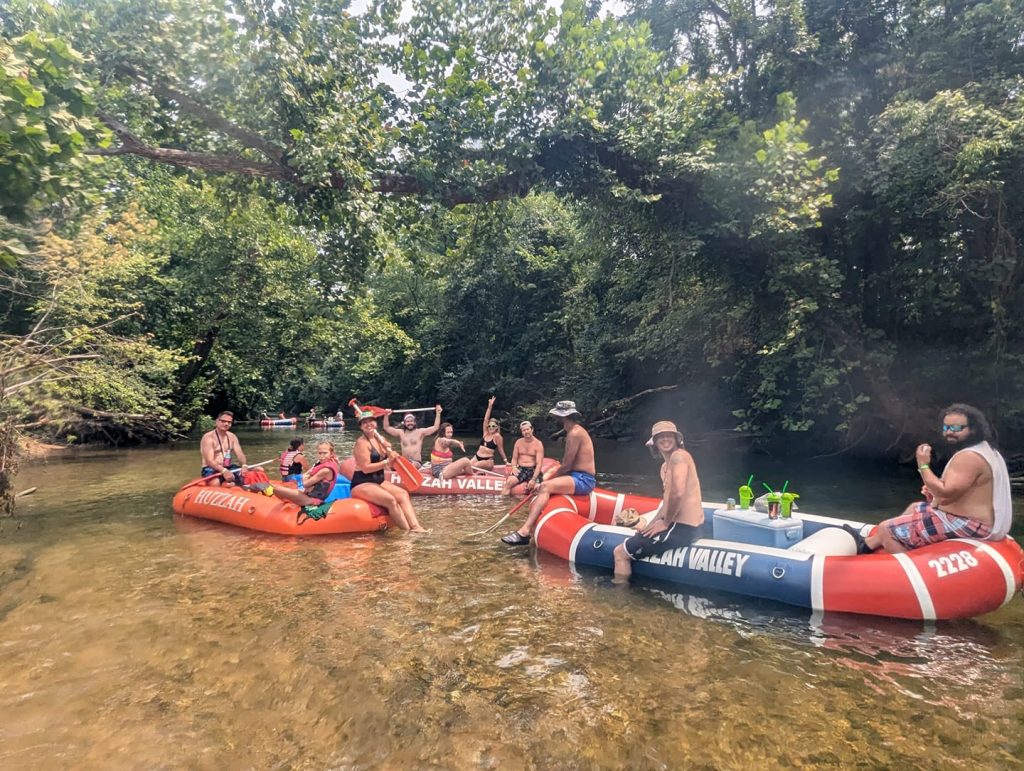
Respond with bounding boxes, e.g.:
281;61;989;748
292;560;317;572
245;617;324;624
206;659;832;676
501;400;596;545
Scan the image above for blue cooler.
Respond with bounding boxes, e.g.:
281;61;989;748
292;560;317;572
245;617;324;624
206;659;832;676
712;508;803;548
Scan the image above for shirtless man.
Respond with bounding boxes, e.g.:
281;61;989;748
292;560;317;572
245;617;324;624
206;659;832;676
612;421;704;581
199;411;249;485
382;405;443;468
501;400;595;545
852;403;1013;554
501;420;546;496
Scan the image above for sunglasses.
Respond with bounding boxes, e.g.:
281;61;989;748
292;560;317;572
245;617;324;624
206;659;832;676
942;424;967;433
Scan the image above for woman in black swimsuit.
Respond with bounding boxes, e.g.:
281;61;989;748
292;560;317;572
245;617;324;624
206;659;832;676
473;395;509;472
350;411;428;532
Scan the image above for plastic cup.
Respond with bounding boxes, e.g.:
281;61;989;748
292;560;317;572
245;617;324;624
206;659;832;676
738;485;753;509
765;493;781;519
780;492;799;519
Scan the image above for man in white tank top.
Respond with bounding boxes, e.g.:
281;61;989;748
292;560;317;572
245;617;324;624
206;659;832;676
859;403;1013;554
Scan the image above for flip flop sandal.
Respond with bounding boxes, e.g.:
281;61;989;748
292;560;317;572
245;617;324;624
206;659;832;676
500;531;531;546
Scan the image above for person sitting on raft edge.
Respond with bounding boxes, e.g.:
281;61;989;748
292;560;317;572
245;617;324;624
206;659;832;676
847;403;1013;554
613;421;705;582
501;420;545;496
501;399;595;546
199;410;249;485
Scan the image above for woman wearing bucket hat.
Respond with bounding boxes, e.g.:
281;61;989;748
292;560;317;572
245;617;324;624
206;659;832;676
612;420;705;581
351;411;429;532
501;399;595;546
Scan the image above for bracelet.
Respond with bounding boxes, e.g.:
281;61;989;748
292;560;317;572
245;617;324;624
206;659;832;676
918;464;930;471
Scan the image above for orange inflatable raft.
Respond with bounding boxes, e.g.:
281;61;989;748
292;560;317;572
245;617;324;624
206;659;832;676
172;480;391;535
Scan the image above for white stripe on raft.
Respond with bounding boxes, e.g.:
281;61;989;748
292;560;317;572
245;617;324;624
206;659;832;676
892;552;937;620
811;554;826;611
568;517;595;564
959;538;1018;608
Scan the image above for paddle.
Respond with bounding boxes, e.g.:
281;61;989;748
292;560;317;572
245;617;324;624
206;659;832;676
180;458;276;490
469;487;538;536
349;399;422;493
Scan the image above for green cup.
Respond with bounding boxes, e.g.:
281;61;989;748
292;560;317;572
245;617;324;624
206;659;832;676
738;484;753;509
780;492;799;519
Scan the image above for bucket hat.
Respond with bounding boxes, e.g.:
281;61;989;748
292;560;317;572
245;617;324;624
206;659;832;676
358;411;377;424
549;400;582;419
645;420;684;448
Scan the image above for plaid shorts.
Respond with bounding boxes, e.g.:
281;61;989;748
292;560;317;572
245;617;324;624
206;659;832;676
885;501;992;550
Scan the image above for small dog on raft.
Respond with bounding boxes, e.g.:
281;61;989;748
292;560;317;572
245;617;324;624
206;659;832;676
615;507;643;528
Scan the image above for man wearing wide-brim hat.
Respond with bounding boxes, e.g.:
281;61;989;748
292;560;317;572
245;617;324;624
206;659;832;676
611;420;705;580
501;400;596;545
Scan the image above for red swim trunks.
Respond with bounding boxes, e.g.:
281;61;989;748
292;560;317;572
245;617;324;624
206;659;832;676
884;501;992;550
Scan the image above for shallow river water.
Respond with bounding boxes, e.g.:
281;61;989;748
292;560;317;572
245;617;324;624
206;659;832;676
3;429;1023;769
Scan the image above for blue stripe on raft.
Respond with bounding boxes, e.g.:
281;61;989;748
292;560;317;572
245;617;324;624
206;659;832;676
571;525;814;610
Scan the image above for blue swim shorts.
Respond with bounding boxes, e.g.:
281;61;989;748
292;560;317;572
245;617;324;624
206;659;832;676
570;471;596;496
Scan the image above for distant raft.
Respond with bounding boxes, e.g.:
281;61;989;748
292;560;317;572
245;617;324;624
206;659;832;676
260;417;298;427
172;480;390;535
533;487;1024;621
307;419;345;428
337;457;560;495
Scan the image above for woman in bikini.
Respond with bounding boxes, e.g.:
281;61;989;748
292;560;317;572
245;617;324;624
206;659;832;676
350;411;428;532
472;395;509;472
430;423;477;480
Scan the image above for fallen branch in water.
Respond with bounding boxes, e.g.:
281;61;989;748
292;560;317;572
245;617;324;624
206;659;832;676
15;487;37;498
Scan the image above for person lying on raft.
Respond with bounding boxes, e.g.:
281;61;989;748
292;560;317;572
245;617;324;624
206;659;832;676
502;400;596;545
613;421;704;581
848;403;1012;554
351;411;429;533
279;438;308;481
382;404;443;468
473;395;509;472
429;423;477;480
200;410;249;485
501;420;545;496
252;440;340;507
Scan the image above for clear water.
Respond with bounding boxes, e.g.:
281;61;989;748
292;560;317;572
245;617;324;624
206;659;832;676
3;429;1022;768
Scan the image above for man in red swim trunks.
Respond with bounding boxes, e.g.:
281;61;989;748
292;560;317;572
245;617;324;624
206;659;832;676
853;403;1012;553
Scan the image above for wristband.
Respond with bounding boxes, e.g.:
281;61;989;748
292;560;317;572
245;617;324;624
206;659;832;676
918;464;930;471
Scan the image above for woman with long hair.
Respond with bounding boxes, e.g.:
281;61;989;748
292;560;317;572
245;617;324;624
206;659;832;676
350;411;428;532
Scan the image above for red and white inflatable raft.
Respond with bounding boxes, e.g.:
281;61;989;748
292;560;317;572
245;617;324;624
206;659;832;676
260;417;298;427
532;487;1024;621
172;480;390;535
337;457;560;495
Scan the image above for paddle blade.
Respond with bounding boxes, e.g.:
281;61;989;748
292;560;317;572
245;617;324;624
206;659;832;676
348;398;388;417
391;455;422;493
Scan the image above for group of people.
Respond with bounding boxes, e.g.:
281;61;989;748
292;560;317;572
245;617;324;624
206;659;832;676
199;400;1014;579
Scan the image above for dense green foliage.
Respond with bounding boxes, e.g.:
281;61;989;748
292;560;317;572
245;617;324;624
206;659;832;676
1;0;1022;456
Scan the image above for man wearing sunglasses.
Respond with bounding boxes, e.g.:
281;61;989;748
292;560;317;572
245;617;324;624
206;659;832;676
199;410;249;485
853;403;1012;554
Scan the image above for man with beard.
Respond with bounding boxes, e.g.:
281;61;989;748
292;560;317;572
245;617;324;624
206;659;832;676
381;405;443;468
851;403;1013;554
